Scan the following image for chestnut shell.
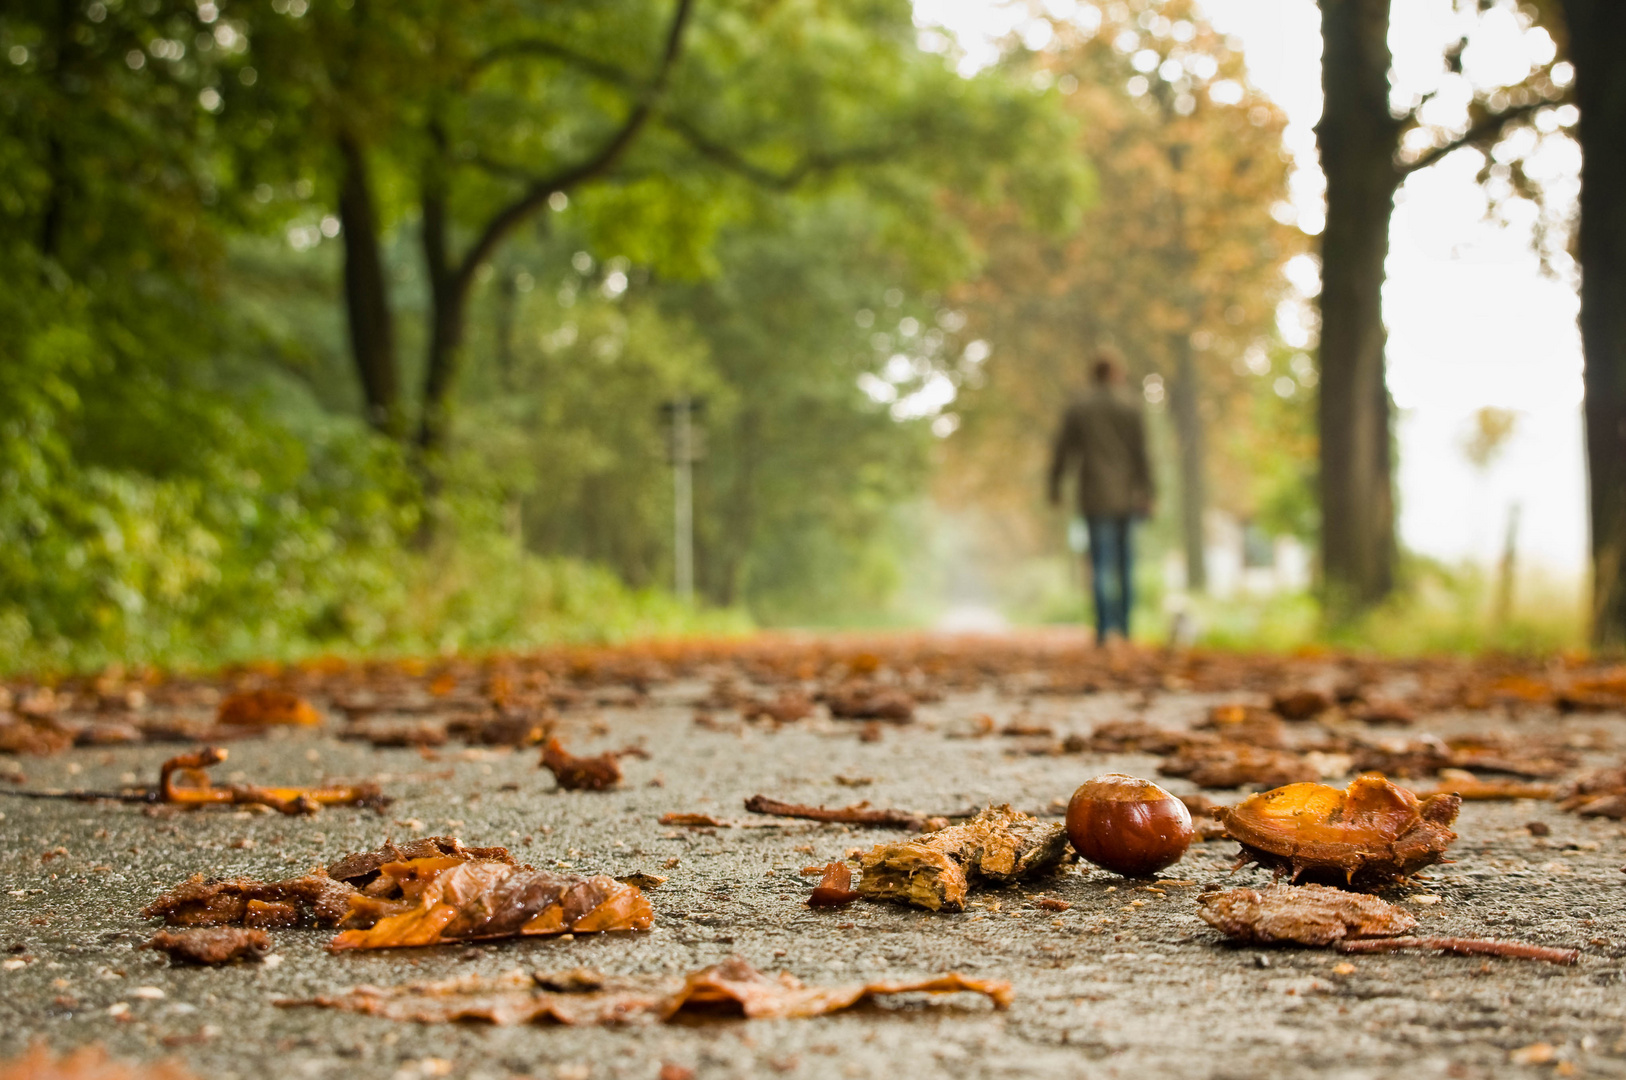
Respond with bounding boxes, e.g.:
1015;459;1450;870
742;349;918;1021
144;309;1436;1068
1066;774;1193;878
1219;774;1461;890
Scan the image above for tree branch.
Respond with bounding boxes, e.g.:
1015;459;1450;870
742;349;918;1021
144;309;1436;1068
466;38;634;90
1395;99;1549;178
660;113;896;190
451;0;695;293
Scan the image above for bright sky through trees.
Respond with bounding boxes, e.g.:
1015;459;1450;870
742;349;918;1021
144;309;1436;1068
916;0;1588;578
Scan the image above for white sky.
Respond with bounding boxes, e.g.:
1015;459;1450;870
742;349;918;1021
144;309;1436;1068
916;0;1590;580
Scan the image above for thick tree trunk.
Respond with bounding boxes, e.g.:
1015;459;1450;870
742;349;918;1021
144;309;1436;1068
336;136;400;435
1562;0;1626;646
1315;0;1400;615
1169;337;1208;592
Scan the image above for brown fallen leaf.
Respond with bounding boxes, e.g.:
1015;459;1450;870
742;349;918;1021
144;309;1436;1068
0;1044;201;1079
1271;689;1331;721
145;837;511;928
1070;719;1195;755
807;863;859;908
216;688;320;727
279;956;1011;1024
857;805;1069;912
1414;769;1556;802
1557;762;1626;819
449;713;551;747
0;717;74;756
1220;775;1460;889
1159;743;1319;790
741;691;815;725
158;748;389;815
659;812;731;828
821;683;916;722
744;794;941;832
339;720;449;748
1198;884;1418;945
540;737;623;791
615;873;668;889
1198;704;1286;747
330;858;652;949
145;928;272;966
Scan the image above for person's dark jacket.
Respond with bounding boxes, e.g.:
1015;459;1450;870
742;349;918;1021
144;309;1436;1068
1047;385;1155;517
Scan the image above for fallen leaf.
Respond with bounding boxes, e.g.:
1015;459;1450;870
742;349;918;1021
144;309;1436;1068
280;957;1010;1024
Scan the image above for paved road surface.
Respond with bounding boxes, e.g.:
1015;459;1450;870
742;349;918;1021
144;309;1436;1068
1;661;1623;1079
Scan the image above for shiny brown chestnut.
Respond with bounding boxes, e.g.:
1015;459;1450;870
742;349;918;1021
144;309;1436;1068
1066;773;1193;877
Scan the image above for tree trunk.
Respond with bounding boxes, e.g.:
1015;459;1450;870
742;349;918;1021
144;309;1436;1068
417;188;465;462
336;135;400;435
1315;0;1400;615
1562;0;1626;646
1168;336;1208;592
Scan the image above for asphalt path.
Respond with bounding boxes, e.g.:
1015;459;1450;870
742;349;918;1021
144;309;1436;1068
2;675;1623;1079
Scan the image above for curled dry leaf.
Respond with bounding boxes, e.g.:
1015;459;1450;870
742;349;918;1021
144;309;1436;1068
807;862;859;908
339;720;449;748
1198;884;1418;945
1270;689;1331;721
145;835;650;949
0;1044;201;1080
159;748;389;815
1159;743;1319;790
145;836;509;928
1198;705;1286;748
540;738;622;791
858;805;1069;912
1415;769;1556;802
330;859;652;949
821;683;916;722
1557;762;1626;820
1353;735;1577;780
741;691;816;725
744;794;941;832
145;928;272;966
280;956;1010;1025
1072;719;1193;755
1220;775;1460;889
216;689;320;727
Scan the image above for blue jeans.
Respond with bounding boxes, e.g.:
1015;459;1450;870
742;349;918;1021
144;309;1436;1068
1086;516;1134;642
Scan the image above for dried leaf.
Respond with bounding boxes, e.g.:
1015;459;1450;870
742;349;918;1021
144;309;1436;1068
1159;743;1319;790
540;738;622;791
216;689;320;727
145;928;272;965
330;859;652;949
1198;884;1418;945
807;863;859;908
281;957;1011;1024
0;1044;201;1080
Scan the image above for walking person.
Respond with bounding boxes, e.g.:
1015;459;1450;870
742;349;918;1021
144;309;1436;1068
1047;349;1155;643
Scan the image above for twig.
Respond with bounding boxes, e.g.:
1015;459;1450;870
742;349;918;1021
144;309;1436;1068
1336;936;1579;965
744;794;941;831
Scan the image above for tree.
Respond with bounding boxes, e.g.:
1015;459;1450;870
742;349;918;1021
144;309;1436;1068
1315;0;1569;615
1550;0;1626;646
225;0;1076;500
943;0;1302;594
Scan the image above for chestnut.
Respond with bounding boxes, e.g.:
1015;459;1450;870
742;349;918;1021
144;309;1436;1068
1066;773;1193;877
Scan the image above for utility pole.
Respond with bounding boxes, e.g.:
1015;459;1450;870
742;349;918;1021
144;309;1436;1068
660;397;704;603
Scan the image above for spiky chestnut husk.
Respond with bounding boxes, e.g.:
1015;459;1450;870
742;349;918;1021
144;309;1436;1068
1219;774;1460;891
